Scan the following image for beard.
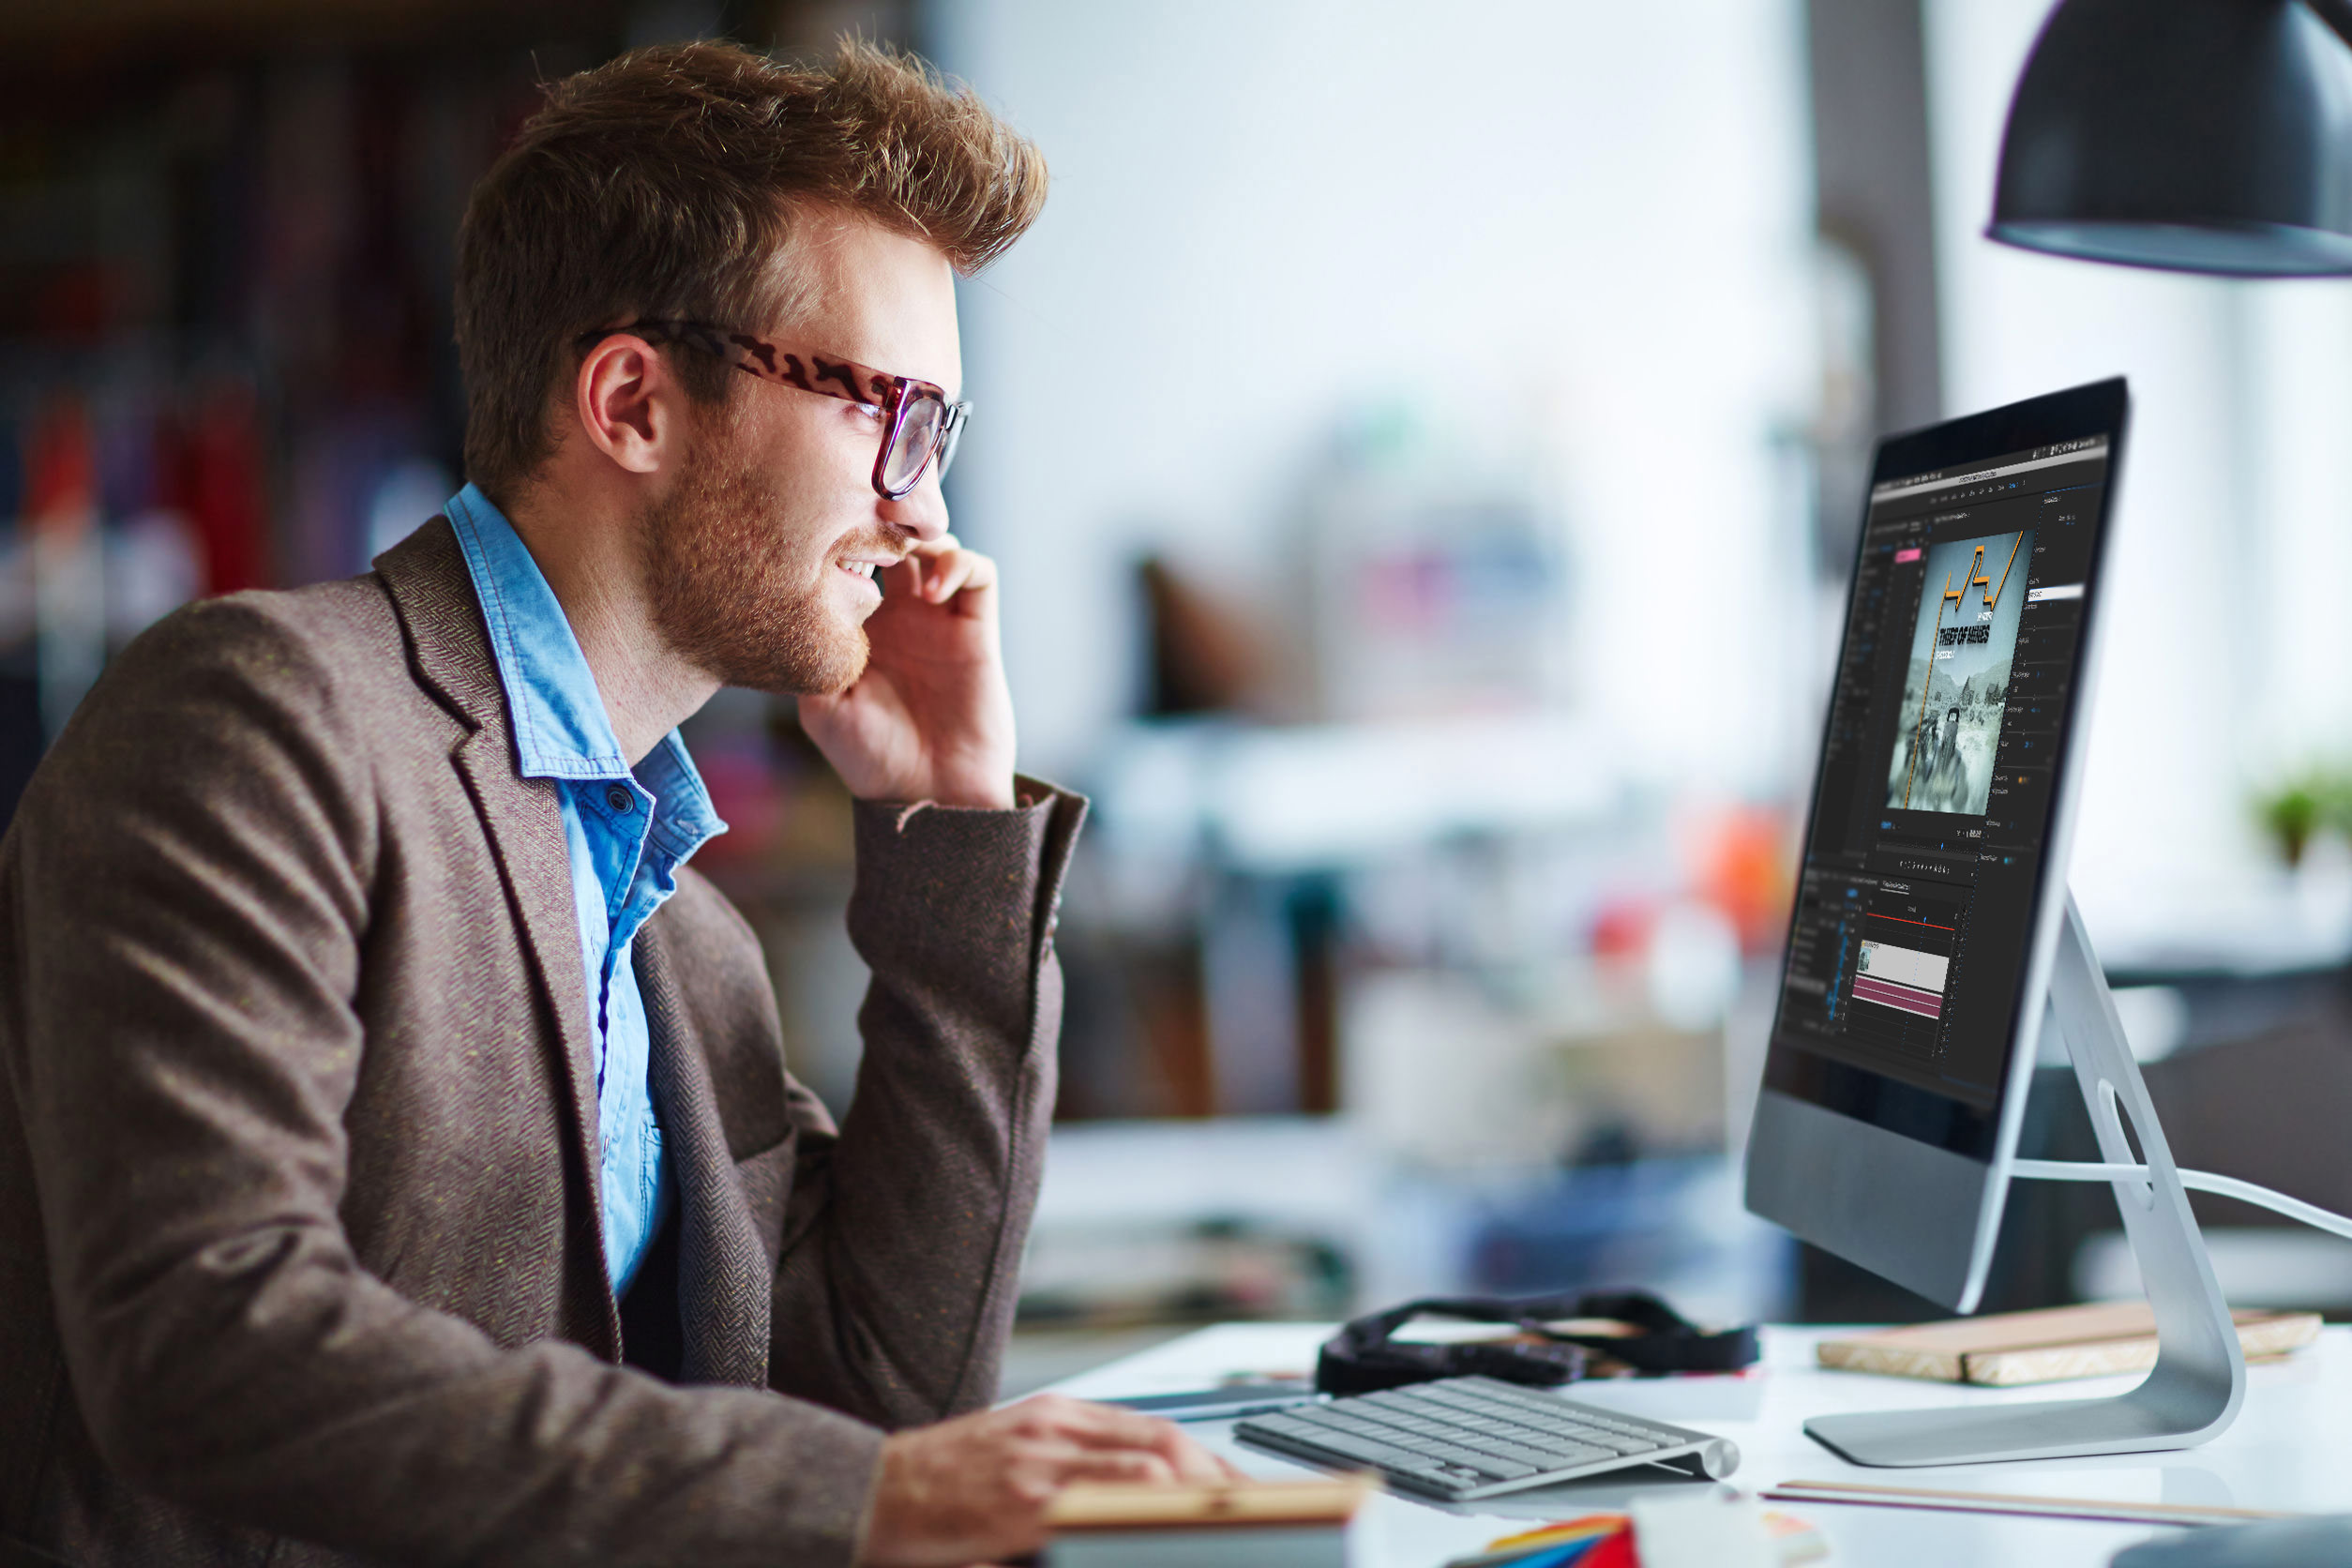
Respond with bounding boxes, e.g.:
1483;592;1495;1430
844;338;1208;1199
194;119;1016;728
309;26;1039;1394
639;415;873;696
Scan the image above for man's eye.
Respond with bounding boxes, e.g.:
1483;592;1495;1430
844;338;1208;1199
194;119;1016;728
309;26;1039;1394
853;401;884;422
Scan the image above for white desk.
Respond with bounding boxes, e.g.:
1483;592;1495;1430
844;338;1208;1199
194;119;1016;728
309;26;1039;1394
1048;1322;2352;1567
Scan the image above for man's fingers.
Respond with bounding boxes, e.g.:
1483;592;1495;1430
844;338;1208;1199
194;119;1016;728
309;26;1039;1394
1028;1398;1191;1451
1035;1401;1232;1484
1003;1397;1224;1465
1110;1419;1228;1485
1047;1449;1181;1487
861;1408;1245;1568
881;552;926;600
937;551;997;605
892;534;988;602
1161;1432;1236;1485
904;547;996;608
897;531;960;573
922;552;973;602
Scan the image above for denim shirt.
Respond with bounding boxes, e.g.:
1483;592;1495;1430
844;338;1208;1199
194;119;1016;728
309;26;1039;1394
445;484;726;1297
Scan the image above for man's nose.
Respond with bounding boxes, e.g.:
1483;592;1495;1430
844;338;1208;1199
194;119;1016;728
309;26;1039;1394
880;474;950;543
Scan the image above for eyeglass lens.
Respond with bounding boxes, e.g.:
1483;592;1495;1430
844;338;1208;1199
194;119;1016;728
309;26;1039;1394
882;394;948;496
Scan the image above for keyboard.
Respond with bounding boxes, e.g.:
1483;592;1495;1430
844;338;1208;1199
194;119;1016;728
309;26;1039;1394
1234;1375;1740;1502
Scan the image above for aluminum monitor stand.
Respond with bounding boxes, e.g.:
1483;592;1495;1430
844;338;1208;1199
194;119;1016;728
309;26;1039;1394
1804;895;2245;1467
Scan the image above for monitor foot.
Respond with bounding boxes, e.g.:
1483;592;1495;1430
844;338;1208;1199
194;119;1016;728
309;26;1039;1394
1803;895;2245;1468
1807;1385;2228;1467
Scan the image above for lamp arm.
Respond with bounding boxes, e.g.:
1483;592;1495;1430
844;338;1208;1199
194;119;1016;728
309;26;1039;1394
2302;0;2352;52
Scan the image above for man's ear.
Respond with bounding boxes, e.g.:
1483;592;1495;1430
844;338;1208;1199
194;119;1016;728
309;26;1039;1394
573;335;678;475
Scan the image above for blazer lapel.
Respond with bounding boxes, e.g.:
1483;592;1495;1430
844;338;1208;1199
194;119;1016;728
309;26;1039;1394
446;733;609;1229
375;519;619;1355
637;925;773;1388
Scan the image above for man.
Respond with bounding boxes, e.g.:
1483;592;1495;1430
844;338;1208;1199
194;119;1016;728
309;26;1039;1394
0;39;1222;1568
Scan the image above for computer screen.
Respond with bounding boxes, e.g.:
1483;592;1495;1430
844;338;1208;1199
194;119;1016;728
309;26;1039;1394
1761;408;2118;1164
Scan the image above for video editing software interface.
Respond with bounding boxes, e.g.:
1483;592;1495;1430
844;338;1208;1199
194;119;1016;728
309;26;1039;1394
1767;433;2112;1154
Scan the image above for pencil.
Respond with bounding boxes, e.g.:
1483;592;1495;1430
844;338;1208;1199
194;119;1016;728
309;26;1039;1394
1765;1479;2293;1530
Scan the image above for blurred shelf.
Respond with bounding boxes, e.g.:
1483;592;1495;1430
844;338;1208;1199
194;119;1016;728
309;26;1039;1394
1026;1119;1794;1329
1093;711;1622;875
2080;864;2352;983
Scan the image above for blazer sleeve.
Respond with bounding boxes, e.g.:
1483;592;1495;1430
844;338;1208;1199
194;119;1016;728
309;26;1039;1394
5;598;883;1568
764;781;1085;1427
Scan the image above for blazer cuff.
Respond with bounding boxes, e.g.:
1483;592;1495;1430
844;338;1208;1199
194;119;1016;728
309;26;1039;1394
847;776;1087;987
840;1432;892;1568
757;1402;890;1568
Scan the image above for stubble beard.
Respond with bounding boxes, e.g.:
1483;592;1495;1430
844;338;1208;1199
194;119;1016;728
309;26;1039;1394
641;416;870;697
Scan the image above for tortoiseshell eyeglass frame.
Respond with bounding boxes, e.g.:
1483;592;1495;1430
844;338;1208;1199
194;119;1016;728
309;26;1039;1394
574;318;970;501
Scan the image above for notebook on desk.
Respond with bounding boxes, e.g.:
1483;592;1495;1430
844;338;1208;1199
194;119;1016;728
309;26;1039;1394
1816;1302;2320;1387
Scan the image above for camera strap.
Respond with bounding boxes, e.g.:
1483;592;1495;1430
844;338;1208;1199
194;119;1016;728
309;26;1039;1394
1316;1289;1760;1396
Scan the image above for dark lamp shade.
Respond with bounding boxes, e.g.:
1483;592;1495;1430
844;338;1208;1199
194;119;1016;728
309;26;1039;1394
1989;0;2352;276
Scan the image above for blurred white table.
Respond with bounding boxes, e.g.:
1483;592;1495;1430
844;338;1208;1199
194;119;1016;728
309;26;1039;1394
1048;1321;2352;1567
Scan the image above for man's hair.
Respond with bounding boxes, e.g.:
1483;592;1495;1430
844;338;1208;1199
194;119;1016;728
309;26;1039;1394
454;38;1046;500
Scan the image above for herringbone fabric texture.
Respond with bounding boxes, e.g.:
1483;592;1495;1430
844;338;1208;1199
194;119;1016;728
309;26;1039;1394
0;518;1083;1568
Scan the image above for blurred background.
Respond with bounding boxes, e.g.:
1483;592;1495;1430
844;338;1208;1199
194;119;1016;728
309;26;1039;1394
12;0;2352;1391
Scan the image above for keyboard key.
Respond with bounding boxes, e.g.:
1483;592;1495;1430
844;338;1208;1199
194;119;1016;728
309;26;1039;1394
1414;1440;1517;1474
1248;1412;1322;1438
1278;1426;1416;1467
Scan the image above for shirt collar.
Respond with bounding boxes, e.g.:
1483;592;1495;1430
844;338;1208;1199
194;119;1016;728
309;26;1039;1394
445;484;726;852
636;731;727;862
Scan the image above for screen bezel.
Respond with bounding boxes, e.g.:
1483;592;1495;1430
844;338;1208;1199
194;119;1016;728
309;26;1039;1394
1746;377;2128;1307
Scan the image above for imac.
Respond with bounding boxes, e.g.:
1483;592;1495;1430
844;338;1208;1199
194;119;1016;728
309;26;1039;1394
1744;377;2246;1467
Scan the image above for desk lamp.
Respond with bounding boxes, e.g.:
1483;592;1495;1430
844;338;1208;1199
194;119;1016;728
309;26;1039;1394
1990;0;2352;276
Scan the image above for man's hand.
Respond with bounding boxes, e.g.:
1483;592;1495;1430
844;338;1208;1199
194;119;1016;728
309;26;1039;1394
799;535;1018;810
854;1395;1238;1567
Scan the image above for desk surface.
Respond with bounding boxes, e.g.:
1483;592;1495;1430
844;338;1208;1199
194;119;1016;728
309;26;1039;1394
1048;1322;2352;1567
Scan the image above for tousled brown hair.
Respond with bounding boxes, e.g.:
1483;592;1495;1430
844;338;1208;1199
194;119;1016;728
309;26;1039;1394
454;38;1046;500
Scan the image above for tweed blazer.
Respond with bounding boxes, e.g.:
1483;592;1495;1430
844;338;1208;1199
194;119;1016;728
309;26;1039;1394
0;519;1084;1568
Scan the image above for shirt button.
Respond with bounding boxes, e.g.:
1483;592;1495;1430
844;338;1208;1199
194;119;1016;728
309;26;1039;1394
607;786;634;812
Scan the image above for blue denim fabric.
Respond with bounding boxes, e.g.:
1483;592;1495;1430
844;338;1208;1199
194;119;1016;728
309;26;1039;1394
445;484;726;1296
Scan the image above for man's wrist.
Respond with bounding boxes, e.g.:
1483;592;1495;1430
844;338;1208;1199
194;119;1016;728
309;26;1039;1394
862;775;1018;812
924;785;1017;810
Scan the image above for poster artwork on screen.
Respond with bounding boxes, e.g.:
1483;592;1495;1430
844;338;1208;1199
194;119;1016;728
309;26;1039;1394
1885;530;2032;817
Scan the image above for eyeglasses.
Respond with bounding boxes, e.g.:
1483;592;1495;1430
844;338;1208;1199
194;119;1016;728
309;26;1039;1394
575;319;970;501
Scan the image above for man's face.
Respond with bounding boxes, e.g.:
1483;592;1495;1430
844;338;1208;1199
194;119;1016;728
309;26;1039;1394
641;211;961;695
